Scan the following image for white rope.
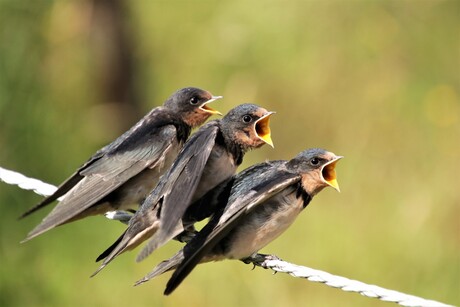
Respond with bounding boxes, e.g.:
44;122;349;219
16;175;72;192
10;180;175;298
0;166;455;307
247;255;453;307
0;166;59;198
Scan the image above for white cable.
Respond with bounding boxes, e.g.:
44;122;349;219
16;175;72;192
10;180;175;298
249;255;453;307
0;166;59;198
0;166;455;307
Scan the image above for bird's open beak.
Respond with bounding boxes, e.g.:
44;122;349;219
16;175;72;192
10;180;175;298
255;111;275;147
321;156;343;192
200;96;223;115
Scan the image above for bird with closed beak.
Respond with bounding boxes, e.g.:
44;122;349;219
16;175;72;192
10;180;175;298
21;87;222;242
92;103;274;276
134;148;342;295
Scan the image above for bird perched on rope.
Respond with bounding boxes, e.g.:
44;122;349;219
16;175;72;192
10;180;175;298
134;148;342;295
92;103;274;276
21;87;222;242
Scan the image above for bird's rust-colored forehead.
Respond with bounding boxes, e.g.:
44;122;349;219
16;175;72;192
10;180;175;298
251;107;269;118
319;152;337;161
200;90;213;100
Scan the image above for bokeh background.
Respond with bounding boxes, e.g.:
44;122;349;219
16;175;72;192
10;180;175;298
1;0;458;306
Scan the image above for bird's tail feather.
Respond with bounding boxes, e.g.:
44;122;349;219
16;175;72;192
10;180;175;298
91;230;128;277
134;249;184;286
135;222;185;262
95;231;125;262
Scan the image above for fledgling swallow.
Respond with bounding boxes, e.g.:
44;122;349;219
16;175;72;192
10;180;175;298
92;103;274;276
133;148;342;295
21;87;222;242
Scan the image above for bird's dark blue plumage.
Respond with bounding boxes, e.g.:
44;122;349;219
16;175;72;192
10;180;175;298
91;103;275;276
21;87;222;242
133;148;342;295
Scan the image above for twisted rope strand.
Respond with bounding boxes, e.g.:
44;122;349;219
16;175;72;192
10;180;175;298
1;166;455;307
0;166;59;198
247;254;453;307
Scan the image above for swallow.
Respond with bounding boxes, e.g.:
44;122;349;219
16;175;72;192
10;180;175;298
92;103;274;276
21;87;222;242
133;148;342;295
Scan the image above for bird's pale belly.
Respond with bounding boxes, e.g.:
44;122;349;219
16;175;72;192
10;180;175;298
114;142;181;209
192;145;237;202
224;190;304;260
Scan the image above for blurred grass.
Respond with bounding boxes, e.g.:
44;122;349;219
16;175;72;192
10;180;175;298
0;0;459;306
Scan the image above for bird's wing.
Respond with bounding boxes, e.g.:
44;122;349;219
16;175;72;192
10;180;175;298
19;107;175;219
23;124;179;241
135;123;220;261
132;178;235;286
18;150;106;219
165;162;300;294
181;176;236;225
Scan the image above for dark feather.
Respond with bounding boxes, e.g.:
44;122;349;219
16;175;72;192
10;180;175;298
182;176;235;224
92;122;221;275
22;124;179;242
135;122;220;261
95;230;126;263
134;250;185;287
18;149;108;219
164;162;300;294
20;106;192;220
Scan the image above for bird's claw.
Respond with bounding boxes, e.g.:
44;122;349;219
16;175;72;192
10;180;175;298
241;253;282;270
175;228;198;243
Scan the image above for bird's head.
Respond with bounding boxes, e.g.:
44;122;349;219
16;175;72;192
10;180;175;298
164;87;222;128
287;148;342;196
221;103;275;151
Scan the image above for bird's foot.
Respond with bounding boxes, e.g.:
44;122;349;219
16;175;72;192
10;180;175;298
174;228;198;243
241;253;282;270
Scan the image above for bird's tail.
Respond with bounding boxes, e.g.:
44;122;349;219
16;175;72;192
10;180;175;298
91;230;128;277
135;222;186;263
133;249;184;286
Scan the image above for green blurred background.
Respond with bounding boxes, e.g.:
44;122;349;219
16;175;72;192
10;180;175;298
1;0;458;306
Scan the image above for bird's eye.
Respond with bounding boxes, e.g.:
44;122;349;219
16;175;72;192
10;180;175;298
310;158;320;166
242;115;252;123
189;97;199;105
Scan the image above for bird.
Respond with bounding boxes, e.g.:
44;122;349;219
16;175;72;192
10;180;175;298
133;148;342;295
21;87;222;242
92;103;275;276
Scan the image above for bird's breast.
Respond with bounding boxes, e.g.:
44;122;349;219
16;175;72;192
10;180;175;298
192;145;237;202
223;187;304;260
111;141;181;210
